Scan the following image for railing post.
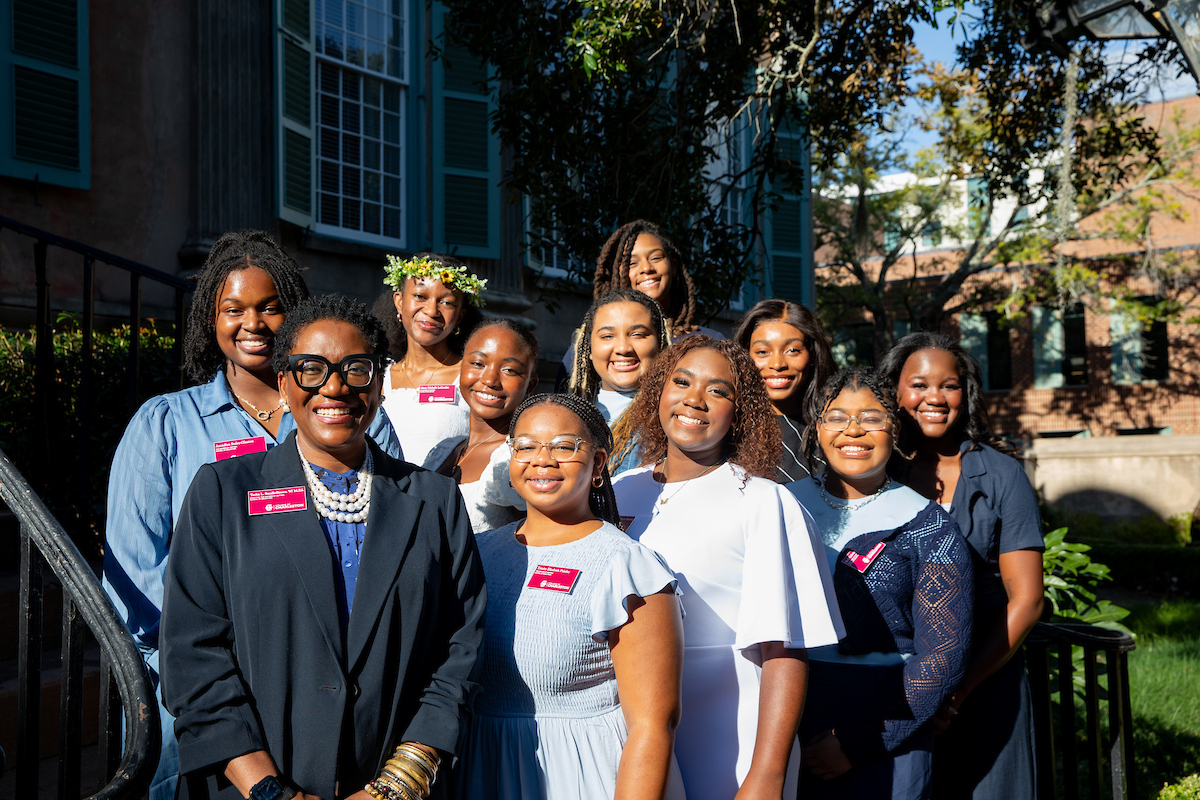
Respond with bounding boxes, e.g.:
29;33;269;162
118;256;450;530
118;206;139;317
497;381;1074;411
1120;649;1137;800
17;523;46;799
1060;643;1079;799
58;597;85;800
1027;640;1056;800
1084;650;1104;798
99;658;123;779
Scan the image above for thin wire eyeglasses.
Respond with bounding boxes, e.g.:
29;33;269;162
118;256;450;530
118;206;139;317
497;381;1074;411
286;353;382;390
819;411;892;432
507;435;591;463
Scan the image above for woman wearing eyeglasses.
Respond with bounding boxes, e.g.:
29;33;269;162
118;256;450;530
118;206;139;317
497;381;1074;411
161;294;486;800
785;369;973;800
456;393;686;800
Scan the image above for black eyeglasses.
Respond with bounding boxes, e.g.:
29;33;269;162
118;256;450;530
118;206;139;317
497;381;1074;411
286;353;382;390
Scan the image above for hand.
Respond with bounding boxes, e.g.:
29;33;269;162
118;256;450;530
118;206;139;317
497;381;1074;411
802;730;852;780
932;691;965;735
340;791;370;800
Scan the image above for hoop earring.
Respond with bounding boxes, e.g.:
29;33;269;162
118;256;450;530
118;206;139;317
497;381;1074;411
454;325;461;335
591;475;604;488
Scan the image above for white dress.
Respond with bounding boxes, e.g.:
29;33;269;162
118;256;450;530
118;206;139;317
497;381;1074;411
612;463;844;800
381;381;470;467
422;436;525;534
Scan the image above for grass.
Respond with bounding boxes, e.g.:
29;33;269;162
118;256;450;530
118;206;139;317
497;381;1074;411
1125;600;1200;794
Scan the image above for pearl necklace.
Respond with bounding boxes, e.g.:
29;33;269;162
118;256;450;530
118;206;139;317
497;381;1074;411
298;441;374;523
819;474;891;511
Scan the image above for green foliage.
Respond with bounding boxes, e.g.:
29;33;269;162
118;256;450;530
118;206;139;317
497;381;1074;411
1082;542;1200;597
1158;775;1200;800
1042;503;1195;548
1041;527;1131;629
0;319;181;559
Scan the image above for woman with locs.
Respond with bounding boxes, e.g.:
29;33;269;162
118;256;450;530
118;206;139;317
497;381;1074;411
734;299;836;483
786;368;974;800
103;231;401;800
456;393;686;800
612;336;843;800
375;253;485;466
161;294;486;800
423;319;540;533
880;333;1044;800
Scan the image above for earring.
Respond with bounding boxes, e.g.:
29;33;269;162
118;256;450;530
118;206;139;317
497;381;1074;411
454;325;461;335
280;399;290;412
591;475;604;488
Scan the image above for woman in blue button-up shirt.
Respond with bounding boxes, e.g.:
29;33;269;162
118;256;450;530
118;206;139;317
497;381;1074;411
102;230;402;800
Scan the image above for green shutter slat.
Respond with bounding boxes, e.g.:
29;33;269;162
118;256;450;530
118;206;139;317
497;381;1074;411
283;40;310;124
442;40;486;94
284;128;312;213
13;0;77;67
444;174;488;247
772;255;805;303
444;98;487;171
282;0;310;39
774;199;802;251
13;65;79;169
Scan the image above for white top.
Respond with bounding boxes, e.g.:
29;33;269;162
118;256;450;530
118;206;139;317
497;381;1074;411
786;478;928;666
595;388;636;424
612;463;844;800
381;382;470;468
423;435;525;534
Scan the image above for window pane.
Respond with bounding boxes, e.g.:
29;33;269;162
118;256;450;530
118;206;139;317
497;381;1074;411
363;108;380;139
364;77;381;107
320;193;340;225
325;0;343;27
347;35;365;66
343;134;361;165
321;129;339;159
383;112;399;144
384;175;400;205
320;160;339;193
364;141;380;170
343;165;361;198
368;9;385;40
367;40;385;73
342;99;361;132
384;207;400;238
364;203;381;234
343;197;361;228
346;1;363;33
364;172;380;201
384;144;400;175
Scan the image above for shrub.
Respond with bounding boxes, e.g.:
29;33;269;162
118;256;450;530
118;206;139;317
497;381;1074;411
1158;774;1200;800
1084;542;1200;597
1042;527;1131;630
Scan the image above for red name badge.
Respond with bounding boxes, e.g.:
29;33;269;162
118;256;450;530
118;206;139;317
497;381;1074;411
527;565;581;594
618;516;636;532
843;542;886;573
214;436;268;461
247;487;308;516
418;384;457;404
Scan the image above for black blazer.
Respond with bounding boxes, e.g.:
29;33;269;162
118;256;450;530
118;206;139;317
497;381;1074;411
161;432;486;800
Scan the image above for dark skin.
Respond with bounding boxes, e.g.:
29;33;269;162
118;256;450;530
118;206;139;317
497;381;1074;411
215;266;287;439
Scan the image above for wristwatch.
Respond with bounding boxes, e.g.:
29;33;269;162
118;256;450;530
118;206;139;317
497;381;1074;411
249;775;296;800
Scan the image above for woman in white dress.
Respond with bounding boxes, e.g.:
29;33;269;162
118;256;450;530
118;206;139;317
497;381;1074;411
457;393;686;800
374;253;484;465
611;336;844;800
567;289;670;475
423;319;539;533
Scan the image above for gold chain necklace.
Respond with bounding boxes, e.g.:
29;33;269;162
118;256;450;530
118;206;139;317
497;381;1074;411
456;432;505;469
234;392;284;421
655;460;721;505
400;349;453;388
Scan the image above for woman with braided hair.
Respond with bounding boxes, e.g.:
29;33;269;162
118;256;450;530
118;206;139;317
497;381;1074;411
612;336;842;800
457;393;686;800
103;230;403;800
556;220;723;389
568;289;670;475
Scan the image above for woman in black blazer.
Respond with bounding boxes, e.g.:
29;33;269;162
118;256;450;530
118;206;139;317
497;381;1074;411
162;294;486;800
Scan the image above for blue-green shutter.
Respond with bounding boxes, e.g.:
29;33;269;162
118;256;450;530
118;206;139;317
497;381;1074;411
0;0;90;188
766;121;812;307
1033;306;1065;389
431;3;499;258
1110;303;1143;385
277;0;314;224
960;313;990;390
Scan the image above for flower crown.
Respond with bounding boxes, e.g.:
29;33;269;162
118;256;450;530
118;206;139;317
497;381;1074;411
383;254;487;306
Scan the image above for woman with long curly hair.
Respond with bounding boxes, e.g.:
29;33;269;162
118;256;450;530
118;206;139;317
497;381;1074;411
612;336;843;800
785;368;974;800
879;333;1044;800
734;299;837;483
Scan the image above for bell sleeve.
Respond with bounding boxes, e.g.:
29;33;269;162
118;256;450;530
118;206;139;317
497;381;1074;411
590;538;682;642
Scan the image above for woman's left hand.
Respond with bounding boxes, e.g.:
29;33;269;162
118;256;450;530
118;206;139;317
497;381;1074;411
802;729;852;780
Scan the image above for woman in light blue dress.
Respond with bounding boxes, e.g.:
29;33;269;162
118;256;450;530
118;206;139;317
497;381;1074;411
457;393;686;800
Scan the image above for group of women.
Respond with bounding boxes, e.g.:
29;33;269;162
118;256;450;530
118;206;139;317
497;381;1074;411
103;221;1045;800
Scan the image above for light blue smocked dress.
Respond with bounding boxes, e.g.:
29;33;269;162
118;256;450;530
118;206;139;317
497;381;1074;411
458;521;687;800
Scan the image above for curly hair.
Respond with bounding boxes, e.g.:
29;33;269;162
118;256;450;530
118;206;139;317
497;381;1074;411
183;230;310;382
272;293;390;376
371;252;484;361
593;220;697;336
623;336;781;479
799;368;907;477
507;393;621;526
734;299;836;425
877;331;1008;454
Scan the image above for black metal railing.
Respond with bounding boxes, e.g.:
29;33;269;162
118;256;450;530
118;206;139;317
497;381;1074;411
2;445;160;800
0;215;193;519
1027;621;1138;800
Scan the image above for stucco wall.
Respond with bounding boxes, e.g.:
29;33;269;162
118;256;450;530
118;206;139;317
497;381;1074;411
1027;434;1200;522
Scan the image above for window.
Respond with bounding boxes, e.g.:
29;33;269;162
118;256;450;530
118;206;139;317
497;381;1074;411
1111;297;1169;384
767;123;812;306
0;0;90;188
1033;303;1087;389
893;319;913;341
960;310;1012;391
921;221;943;248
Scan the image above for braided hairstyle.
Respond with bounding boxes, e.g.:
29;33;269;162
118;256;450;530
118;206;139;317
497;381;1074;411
464;317;540;365
372;252;484;361
624;336;782;480
593;220;697;336
507;393;621;526
878;332;1009;454
733;299;836;425
568;289;670;402
799;368;909;478
272;293;390;376
183;229;310;382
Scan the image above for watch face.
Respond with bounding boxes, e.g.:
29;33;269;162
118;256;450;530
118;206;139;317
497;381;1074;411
250;776;286;800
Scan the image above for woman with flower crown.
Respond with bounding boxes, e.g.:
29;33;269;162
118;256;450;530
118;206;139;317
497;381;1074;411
375;253;486;466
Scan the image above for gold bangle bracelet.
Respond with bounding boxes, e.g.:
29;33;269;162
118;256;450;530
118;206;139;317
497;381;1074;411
387;754;434;787
374;773;418;800
395;743;440;773
381;763;428;798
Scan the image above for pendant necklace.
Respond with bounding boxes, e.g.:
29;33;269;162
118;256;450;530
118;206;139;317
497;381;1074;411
655;460;721;505
234;392;284;422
